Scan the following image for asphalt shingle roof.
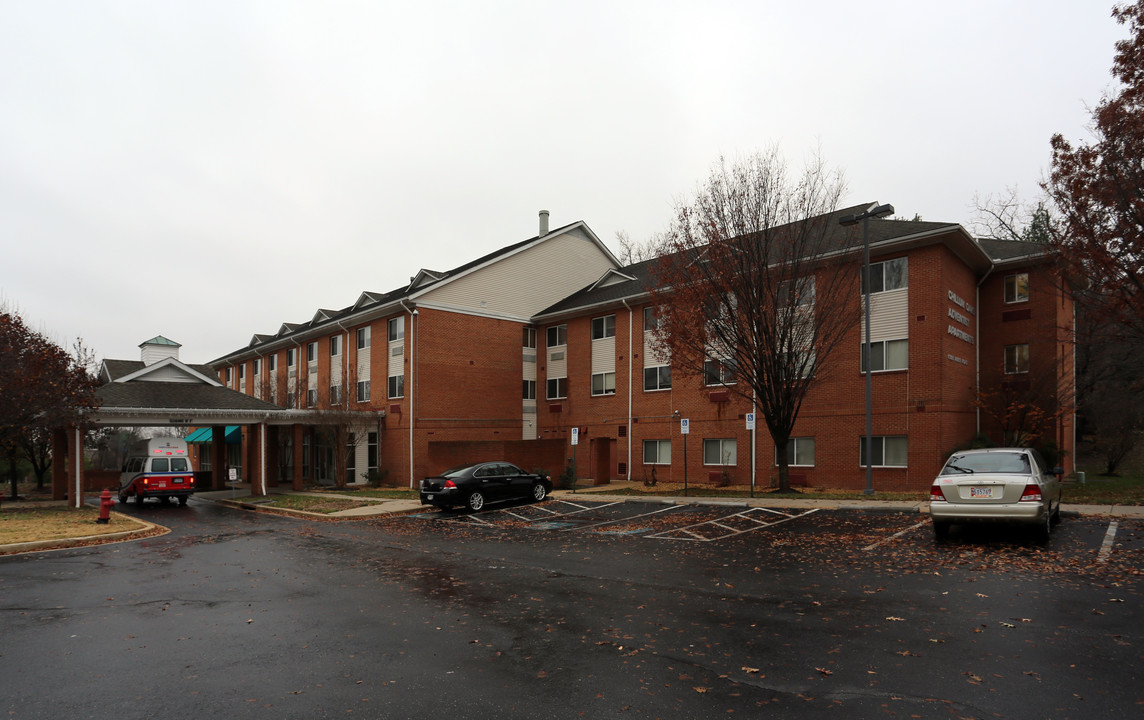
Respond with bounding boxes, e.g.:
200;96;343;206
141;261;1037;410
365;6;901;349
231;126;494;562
96;381;283;412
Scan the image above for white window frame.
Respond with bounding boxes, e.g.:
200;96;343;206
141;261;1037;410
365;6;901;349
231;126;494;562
643;364;672;391
591;371;616;396
306;388;317;407
329;385;341;404
356;380;370;403
287;348;296;368
643;306;660;331
591;315;616;340
269;354;277;372
388;317;404;342
861;339;908;373
704;357;737;386
357;327;371;349
778;437;816;467
523;379;537;400
546;377;567;400
643;439;671;465
703;438;737;466
388;374;405;399
523;327;537;349
1004;273;1029;304
307;342;318;363
860;436;908;468
861;257;908;294
330;335;341;356
547;325;567;348
1004;344;1030;374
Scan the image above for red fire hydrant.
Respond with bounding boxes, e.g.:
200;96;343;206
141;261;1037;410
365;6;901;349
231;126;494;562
97;488;114;524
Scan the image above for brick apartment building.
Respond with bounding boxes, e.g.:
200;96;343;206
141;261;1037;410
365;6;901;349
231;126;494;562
209;207;1074;493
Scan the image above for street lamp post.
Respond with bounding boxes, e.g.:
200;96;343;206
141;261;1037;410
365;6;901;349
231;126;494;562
839;202;894;495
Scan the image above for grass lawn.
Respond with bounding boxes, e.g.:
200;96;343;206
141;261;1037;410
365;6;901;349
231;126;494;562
1066;467;1144;505
0;507;149;545
237;494;384;514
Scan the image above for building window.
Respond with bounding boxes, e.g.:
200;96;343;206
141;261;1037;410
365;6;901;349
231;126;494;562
779;437;816;467
644;365;672;391
329;385;341;404
269;354;277;372
330;335;341;356
287;348;296;367
547;325;567;348
356;380;370;402
779;276;816;307
861;339;908;372
643;306;660;331
523;379;537;400
860;436;908;468
307;342;317;363
592;315;616;340
643;439;671;465
523;327;537;349
287;391;298;408
546;377;567;400
703;438;737;466
306;388;317;407
225;368;233;383
1005;273;1029;304
357;327;371;349
591;371;616;396
861;257;908;294
367;432;378;474
704;357;737;386
1005;344;1030;374
388;374;404;399
388;316;404;342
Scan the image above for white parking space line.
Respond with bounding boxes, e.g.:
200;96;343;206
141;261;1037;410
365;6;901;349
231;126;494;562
647;507;820;541
1098;520;1119;564
557;503;686;532
862;520;930;551
535;501;622;522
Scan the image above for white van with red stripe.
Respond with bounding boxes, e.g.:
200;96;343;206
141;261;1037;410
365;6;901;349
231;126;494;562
118;438;196;506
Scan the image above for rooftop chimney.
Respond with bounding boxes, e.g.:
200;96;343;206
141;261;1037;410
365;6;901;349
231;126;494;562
539;209;549;236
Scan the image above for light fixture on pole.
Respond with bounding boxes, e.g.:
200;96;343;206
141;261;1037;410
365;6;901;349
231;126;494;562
839;202;894;495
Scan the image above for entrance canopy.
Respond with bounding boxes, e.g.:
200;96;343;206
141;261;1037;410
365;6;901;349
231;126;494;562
185;426;243;444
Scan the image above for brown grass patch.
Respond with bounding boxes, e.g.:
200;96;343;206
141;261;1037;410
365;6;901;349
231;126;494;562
0;507;149;545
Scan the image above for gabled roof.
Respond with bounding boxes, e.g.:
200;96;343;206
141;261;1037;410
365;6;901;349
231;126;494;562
101;357;221;386
975;237;1054;265
212;219;616;366
533;204;991;322
249;333;274;347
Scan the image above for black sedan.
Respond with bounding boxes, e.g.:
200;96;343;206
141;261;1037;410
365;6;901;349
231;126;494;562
420;462;552;511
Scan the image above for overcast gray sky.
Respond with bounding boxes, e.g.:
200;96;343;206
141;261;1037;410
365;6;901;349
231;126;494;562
0;1;1124;366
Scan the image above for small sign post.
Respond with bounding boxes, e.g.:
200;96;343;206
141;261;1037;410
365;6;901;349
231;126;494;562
570;427;579;493
746;413;756;498
680;418;690;496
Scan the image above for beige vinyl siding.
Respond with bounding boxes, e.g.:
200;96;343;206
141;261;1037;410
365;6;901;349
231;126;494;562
643;331;669;365
357;346;371;382
417;228;616;317
145;365;203;383
862;287;909;343
388;340;403;382
548;348;567;378
592;336;616;373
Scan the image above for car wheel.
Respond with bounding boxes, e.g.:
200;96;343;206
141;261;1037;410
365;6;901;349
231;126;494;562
118;492;128;504
933;521;950;540
531;483;547;503
136;493;145;506
178;496;188;507
467;491;485;512
1051;497;1061;524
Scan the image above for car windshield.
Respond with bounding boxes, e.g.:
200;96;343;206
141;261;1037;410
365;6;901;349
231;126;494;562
941;452;1031;475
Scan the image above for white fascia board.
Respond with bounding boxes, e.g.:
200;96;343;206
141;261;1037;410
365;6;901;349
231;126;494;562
115;357;223;386
413;301;533;324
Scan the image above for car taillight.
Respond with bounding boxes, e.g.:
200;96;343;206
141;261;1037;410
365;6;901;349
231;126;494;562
1019;484;1042;502
929;484;945;502
142;478;151;488
444;480;457;489
187;476;195;485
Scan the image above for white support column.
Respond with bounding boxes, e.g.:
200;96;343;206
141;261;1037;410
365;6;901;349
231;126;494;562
73;426;82;509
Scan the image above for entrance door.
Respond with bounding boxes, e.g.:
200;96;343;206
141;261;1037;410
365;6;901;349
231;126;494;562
593;439;612;485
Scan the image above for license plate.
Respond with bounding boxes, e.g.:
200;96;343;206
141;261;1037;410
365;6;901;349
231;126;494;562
172;478;184;484
970;486;994;499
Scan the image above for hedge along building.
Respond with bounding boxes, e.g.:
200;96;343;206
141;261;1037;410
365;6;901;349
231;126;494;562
529;206;1074;492
211;208;1075;494
209;214;620;490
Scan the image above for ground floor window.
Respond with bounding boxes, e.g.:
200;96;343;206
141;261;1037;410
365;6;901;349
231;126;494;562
388;374;404;399
703;438;737;466
346;432;356;485
861;339;908;372
643;439;671;464
860;436;908;467
779;437;815;466
547;377;567;400
643;365;671;391
367;432;378;476
591;371;616;396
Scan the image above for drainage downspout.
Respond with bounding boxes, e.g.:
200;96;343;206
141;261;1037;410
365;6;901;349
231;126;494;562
400;301;417;488
974;266;994;435
621;299;634;480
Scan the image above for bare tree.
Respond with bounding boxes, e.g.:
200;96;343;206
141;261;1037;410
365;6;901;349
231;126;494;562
614;229;662;266
649;149;861;492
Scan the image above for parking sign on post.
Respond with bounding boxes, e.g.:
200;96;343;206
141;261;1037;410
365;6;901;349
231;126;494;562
746;413;755;430
571;427;579;445
680;418;690;434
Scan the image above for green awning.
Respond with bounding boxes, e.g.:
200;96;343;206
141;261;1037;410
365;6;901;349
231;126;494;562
185;426;242;444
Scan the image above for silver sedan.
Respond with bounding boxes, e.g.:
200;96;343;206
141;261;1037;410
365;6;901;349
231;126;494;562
929;447;1063;541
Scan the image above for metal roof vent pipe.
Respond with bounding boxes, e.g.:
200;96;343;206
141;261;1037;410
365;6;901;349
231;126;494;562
539;209;549;236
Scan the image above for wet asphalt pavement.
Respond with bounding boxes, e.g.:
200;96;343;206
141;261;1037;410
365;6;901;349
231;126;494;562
2;496;1142;719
